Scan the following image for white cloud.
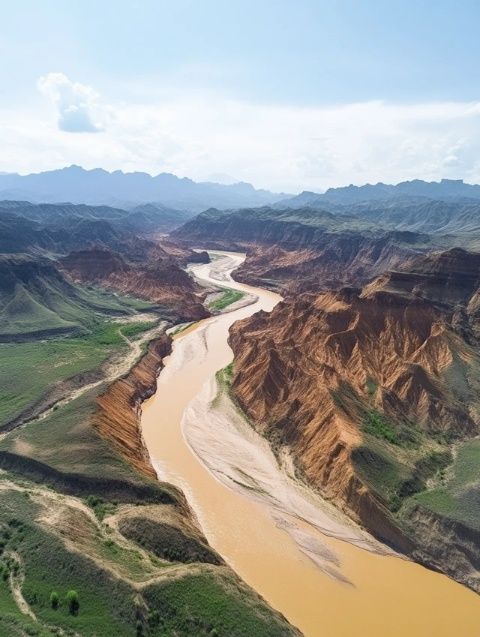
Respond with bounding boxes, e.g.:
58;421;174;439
37;73;105;133
4;82;480;191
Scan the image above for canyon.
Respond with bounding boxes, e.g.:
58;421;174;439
2;180;480;635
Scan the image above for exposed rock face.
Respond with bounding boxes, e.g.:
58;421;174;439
229;249;480;589
365;247;480;307
93;334;172;478
60;247;208;322
235;237;423;293
173;206;431;292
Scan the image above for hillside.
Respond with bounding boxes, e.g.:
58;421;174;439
0;254;151;341
228;248;480;592
60;247;208;322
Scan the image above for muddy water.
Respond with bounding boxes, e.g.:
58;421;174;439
141;253;480;637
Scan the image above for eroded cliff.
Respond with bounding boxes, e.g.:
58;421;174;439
229;249;480;590
60;247;209;322
93;334;172;478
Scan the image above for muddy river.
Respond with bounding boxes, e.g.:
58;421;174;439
141;252;480;636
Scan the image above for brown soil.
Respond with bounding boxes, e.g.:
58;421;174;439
93;334;172;478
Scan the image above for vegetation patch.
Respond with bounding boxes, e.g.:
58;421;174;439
169;321;194;337
362;409;399;444
143;571;298;637
119;320;159;341
209;288;244;311
407;438;480;530
118;517;222;565
85;495;118;521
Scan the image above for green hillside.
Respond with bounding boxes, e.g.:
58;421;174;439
0;254;155;341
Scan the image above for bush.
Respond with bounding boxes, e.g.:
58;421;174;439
50;591;59;609
362;410;399;444
66;589;79;615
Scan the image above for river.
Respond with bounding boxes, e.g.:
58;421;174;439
141;252;480;637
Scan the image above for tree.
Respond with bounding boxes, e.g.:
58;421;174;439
50;591;59;610
66;590;79;615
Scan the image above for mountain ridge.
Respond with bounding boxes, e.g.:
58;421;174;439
0;165;287;211
281;178;480;207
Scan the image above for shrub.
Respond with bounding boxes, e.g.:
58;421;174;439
50;591;59;610
66;590;79;615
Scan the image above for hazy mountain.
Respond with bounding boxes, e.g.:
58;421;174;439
0;165;286;211
205;172;240;185
281;179;480;207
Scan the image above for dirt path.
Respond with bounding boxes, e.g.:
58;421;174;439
0;478;215;593
7;551;36;621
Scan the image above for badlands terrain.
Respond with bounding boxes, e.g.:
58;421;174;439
1;175;480;635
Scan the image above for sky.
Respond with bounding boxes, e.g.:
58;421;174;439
1;0;480;192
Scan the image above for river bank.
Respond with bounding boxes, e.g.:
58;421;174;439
141;252;480;637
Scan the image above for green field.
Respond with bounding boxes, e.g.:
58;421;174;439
0;317;158;429
209;288;244;311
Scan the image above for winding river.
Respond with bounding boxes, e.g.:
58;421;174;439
141;252;480;637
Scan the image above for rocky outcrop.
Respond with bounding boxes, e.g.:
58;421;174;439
92;334;172;478
235;237;423;293
364;247;480;307
228;249;480;588
406;505;480;592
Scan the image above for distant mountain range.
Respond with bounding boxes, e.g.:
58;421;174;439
279;178;480;207
0;165;287;212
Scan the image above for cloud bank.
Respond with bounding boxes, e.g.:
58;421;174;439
4;74;480;191
37;73;105;133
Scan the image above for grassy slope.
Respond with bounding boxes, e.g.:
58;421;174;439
410;438;480;530
0;312;158;429
351;403;478;531
0;389;148;484
0;428;297;637
0;273;154;339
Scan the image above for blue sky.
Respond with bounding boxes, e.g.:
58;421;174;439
1;0;480;191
